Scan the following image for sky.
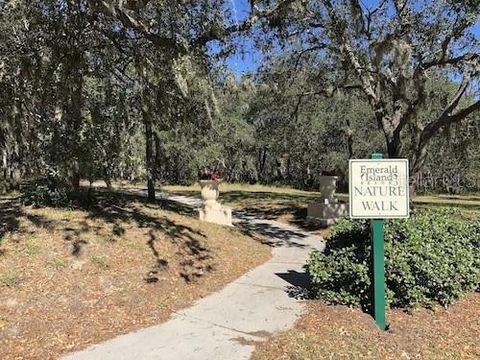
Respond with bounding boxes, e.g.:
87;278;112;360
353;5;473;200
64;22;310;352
225;0;480;74
224;0;259;73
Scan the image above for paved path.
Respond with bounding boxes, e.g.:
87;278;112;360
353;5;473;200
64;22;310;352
63;189;325;360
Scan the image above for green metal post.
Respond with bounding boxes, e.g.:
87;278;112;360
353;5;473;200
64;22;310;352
371;152;386;331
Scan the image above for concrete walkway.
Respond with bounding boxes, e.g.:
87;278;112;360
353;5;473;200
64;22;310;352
63;189;325;360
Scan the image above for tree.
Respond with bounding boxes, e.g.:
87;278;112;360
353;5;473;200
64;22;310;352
253;0;480;177
0;0;478;196
246;55;381;188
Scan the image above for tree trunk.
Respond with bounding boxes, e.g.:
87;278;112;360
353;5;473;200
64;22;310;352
258;147;267;182
69;64;84;192
154;132;162;184
71;168;80;192
377;112;404;159
409;130;430;199
143;108;155;202
104;177;112;190
345;119;354;159
385;132;402;159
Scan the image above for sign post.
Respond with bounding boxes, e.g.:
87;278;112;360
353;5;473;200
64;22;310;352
349;153;410;331
371;152;386;331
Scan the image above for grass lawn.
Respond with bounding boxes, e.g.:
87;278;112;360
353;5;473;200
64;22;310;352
162;183;480;227
0;190;270;360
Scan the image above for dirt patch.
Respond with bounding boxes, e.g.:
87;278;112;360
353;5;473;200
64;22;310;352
0;192;271;359
253;293;480;359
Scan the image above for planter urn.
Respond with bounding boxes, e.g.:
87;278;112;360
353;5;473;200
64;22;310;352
198;180;232;226
319;175;338;199
200;180;221;208
307;175;346;226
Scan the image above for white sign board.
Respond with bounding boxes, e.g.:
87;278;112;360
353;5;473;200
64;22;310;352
349;159;410;219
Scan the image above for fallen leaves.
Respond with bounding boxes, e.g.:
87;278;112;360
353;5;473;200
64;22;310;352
253;294;480;359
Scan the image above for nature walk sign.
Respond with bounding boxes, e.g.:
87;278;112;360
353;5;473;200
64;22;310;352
349;153;410;330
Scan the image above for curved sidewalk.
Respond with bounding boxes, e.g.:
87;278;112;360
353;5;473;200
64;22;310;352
63;189;325;360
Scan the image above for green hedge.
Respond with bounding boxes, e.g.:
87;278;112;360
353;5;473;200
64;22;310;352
307;208;480;309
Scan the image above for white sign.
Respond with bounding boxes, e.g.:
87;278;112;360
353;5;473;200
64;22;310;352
349;159;410;219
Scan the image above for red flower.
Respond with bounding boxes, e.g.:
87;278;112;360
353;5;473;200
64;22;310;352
210;172;221;181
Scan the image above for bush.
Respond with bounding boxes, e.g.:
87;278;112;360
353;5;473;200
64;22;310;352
307;208;480;309
22;185;71;208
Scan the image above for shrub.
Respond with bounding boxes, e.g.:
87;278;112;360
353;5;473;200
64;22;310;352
22;185;71;208
307;208;480;309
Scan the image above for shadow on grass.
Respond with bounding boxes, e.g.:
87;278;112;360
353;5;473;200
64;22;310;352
5;187;213;283
24;213;58;231
0;198;23;255
237;204;303;221
74;191;212;282
237;204;333;235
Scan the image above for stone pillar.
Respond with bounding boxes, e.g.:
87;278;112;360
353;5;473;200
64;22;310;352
307;176;346;226
198;180;232;226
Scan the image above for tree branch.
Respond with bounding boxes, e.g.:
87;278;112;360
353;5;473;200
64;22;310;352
292;44;328;72
349;0;368;36
448;99;480;124
422;98;480;145
422;52;479;69
88;0;186;53
421;15;477;70
440;73;473;120
321;0;377;103
365;0;388;39
192;0;297;47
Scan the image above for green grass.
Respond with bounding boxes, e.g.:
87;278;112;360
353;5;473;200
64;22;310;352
25;236;41;256
48;256;68;269
163;183;321;208
0;272;22;288
164;182;317;195
163;183;480;217
91;255;110;270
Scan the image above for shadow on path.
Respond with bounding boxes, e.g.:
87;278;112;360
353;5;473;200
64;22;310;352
233;210;310;248
276;270;313;300
276;270;311;288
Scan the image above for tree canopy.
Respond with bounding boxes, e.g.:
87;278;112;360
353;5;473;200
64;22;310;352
1;0;479;194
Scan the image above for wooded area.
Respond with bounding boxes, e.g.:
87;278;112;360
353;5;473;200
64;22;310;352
1;0;479;198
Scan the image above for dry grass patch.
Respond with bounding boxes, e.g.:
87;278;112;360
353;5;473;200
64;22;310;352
253;293;480;360
0;191;270;360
